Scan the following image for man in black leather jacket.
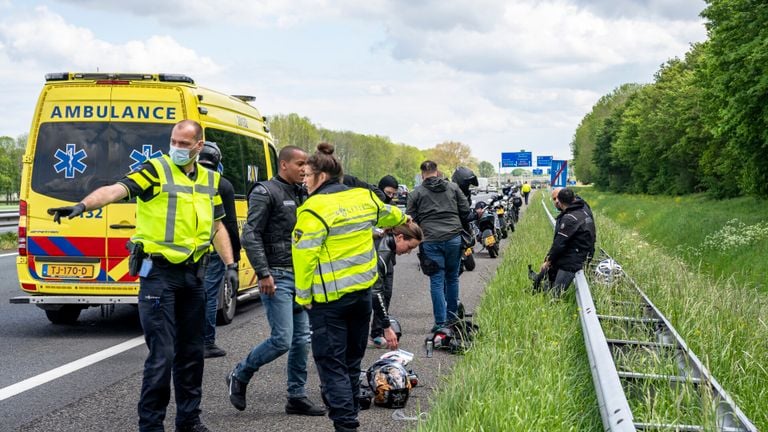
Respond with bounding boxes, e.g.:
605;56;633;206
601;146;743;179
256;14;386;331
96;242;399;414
226;145;325;416
540;188;596;296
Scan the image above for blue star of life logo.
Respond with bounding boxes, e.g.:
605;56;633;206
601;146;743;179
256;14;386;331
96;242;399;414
129;144;163;171
54;143;88;178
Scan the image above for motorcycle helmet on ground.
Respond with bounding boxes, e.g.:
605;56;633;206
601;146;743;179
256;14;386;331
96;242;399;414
198;141;222;172
366;359;412;408
594;259;623;285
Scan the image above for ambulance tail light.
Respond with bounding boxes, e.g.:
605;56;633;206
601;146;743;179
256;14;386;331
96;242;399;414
18;200;27;256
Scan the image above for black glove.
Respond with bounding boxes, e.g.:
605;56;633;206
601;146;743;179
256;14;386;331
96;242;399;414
225;263;239;299
47;203;86;224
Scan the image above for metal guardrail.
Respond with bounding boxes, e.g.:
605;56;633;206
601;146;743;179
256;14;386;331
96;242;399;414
0;210;19;228
0;210;19;234
540;199;757;432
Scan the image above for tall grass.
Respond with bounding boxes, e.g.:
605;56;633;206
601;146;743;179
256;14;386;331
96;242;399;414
415;194;767;430
576;190;768;291
0;231;16;250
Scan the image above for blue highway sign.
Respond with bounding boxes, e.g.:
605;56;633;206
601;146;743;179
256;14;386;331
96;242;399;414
501;151;532;167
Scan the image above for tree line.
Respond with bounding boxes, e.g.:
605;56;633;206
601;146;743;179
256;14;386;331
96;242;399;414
269;113;492;187
571;0;768;198
0;135;25;203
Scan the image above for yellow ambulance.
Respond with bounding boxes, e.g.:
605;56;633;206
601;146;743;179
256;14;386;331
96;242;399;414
12;72;275;324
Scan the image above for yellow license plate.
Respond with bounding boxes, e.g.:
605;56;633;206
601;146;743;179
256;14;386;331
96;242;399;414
485;236;496;247
41;264;95;279
496;209;504;215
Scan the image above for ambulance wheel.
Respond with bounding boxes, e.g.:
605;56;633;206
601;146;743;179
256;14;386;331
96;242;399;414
217;281;237;325
45;305;82;324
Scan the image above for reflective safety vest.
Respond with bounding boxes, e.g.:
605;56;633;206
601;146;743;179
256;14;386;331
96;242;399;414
292;187;407;305
131;155;221;264
522;183;531;193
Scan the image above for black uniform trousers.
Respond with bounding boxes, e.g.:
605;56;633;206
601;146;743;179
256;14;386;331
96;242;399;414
308;289;372;430
137;258;205;432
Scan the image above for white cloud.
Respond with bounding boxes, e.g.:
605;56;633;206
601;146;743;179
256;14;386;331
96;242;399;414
0;6;221;74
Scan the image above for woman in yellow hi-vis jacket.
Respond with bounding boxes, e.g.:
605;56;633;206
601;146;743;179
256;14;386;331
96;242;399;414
292;143;407;432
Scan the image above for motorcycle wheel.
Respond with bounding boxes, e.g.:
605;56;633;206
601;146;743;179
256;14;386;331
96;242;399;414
463;254;476;271
501;226;508;239
488;245;498;258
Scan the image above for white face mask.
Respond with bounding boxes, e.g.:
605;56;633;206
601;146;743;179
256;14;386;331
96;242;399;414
169;145;195;166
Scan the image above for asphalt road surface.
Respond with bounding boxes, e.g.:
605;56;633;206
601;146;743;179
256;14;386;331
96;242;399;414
0;203;519;431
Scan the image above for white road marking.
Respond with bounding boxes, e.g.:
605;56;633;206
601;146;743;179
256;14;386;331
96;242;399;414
0;252;18;258
0;336;145;401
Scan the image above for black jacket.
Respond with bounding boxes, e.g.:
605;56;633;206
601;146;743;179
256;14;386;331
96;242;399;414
406;176;470;241
218;176;241;261
241;175;306;279
371;233;396;329
546;200;596;272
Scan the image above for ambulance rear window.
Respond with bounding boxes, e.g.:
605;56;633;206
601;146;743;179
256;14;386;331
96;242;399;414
32;122;171;202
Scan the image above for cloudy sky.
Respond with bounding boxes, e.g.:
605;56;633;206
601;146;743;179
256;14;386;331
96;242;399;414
0;0;707;170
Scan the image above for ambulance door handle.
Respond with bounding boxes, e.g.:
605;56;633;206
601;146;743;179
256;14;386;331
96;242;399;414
110;224;136;229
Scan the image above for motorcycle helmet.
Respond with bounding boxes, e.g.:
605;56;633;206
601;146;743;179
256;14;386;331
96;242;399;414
451;166;478;198
366;359;412;408
198;141;222;171
474;201;487;211
594;259;623;285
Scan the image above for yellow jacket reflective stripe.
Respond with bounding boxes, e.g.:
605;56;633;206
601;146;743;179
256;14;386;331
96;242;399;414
130;155;221;264
292;187;406;305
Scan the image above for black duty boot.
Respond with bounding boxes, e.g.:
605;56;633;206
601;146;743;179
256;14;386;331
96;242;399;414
175;422;212;432
204;343;226;358
226;370;247;411
334;424;358;432
285;396;326;416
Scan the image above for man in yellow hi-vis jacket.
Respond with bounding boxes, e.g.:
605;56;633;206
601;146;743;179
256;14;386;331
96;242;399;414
292;143;407;432
49;120;237;432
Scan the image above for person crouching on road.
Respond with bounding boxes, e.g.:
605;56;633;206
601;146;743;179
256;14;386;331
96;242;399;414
292;142;408;432
369;222;423;349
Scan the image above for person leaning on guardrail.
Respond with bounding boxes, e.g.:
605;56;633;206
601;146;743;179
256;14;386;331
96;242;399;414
48;119;237;432
292;142;408;432
539;187;596;297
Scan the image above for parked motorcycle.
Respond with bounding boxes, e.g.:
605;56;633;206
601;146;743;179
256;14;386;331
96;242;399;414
474;205;500;258
491;197;509;238
459;229;476;272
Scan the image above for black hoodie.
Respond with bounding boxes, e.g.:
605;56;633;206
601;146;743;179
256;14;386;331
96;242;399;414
406;176;469;241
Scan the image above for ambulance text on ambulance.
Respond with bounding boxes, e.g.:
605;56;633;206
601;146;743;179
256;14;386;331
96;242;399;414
50;105;177;120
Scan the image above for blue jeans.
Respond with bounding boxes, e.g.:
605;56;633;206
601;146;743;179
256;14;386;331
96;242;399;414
234;269;311;398
422;234;462;327
137;259;205;432
203;253;225;346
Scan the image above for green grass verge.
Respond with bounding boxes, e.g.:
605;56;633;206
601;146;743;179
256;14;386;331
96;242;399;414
0;231;16;250
415;193;766;430
416;198;602;431
575;189;768;292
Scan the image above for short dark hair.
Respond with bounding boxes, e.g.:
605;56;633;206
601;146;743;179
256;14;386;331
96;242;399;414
278;145;306;163
557;188;575;205
420;160;438;173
